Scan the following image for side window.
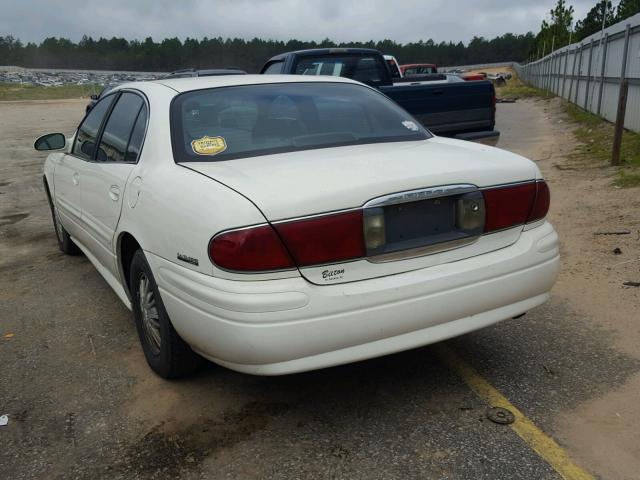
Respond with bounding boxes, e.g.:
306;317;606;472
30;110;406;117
96;92;144;163
72;96;114;160
263;61;283;74
124;105;148;163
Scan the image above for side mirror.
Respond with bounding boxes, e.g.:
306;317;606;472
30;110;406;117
34;133;66;151
90;94;99;100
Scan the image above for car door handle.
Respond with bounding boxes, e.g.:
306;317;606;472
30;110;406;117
72;172;79;186
109;185;120;201
433;89;445;95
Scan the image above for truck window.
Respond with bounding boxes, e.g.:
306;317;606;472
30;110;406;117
263;62;284;74
293;55;387;85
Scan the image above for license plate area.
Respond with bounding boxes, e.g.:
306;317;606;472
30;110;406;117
363;186;485;262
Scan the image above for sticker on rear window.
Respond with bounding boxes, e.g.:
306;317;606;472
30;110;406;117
191;136;227;156
402;120;419;132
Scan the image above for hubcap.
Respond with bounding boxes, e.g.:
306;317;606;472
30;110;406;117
138;273;161;354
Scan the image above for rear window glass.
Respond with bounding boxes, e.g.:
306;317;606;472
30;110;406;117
294;55;387;84
170;82;430;162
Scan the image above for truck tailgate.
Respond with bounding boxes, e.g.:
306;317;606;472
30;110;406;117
380;80;495;135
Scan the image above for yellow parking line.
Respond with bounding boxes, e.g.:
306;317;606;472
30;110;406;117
435;344;595;480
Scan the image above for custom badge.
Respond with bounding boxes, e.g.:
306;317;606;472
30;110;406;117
191;136;227;155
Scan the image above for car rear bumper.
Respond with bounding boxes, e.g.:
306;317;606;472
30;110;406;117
148;222;559;375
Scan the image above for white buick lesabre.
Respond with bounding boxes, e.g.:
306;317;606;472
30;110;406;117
35;75;559;378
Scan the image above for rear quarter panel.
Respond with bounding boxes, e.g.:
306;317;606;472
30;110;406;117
114;83;286;282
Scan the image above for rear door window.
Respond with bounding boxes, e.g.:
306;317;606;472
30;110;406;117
96;92;144;163
124;105;148;163
72;95;115;160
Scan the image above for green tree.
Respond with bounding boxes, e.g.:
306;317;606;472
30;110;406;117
530;0;574;58
574;1;616;41
616;0;640;20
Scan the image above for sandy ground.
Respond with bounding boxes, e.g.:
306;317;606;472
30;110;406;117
0;96;639;479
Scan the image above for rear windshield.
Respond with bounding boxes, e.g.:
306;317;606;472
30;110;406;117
294;55;389;85
171;82;430;162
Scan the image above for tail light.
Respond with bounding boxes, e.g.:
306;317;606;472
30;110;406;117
210;181;550;272
483;181;550;233
209;225;295;272
274;210;365;266
210;211;365;272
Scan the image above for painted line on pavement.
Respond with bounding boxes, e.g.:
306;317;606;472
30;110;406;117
435;343;595;480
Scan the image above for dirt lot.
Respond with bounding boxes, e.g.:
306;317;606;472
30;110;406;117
1;97;639;479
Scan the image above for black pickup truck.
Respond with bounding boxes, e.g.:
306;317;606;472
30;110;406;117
260;48;499;144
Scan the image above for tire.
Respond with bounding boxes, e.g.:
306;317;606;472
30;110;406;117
45;183;80;255
129;249;203;378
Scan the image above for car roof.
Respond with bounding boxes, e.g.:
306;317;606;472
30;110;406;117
115;74;362;94
163;68;247;78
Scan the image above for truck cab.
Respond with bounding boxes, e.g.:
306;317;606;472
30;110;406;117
260;48;499;145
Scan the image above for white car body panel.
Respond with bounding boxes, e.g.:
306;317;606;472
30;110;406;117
183;137;540;221
41;75;560;375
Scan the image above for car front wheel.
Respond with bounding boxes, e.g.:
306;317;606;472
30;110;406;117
129;249;203;378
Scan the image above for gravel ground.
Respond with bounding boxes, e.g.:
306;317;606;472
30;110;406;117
1;96;639;479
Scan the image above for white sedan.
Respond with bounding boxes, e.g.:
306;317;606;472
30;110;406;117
35;75;559;378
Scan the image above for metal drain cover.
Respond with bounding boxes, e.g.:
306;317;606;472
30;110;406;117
486;407;515;425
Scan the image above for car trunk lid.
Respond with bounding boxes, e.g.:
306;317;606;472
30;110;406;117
188;137;540;284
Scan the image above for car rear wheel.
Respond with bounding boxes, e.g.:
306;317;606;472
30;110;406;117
129;249;203;378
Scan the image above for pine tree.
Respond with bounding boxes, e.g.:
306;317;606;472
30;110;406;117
574;1;616;41
616;0;640;21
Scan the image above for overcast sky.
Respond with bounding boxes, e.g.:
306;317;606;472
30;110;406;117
2;0;598;45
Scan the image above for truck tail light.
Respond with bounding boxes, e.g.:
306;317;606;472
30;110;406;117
483;181;550;233
209;210;365;272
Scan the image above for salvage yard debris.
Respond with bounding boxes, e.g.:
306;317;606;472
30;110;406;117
0;415;8;426
486;407;515;425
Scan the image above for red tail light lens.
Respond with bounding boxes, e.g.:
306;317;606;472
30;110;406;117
274;210;365;267
210;211;365;272
209;225;295;272
483;181;550;233
528;181;550;223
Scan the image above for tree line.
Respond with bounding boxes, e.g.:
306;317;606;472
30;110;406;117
0;34;536;73
1;0;637;72
529;0;639;59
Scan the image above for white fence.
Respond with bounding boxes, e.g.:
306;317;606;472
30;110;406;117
515;13;640;133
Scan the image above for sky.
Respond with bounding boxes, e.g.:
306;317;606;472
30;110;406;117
1;0;598;45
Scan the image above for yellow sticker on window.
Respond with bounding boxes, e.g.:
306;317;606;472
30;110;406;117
191;136;227;156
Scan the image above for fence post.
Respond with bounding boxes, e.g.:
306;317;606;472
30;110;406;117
568;46;578;102
611;25;632;166
584;39;594;109
557;52;563;93
619;24;631;81
596;33;609;116
611;80;629;166
574;44;584;104
561;47;570;98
